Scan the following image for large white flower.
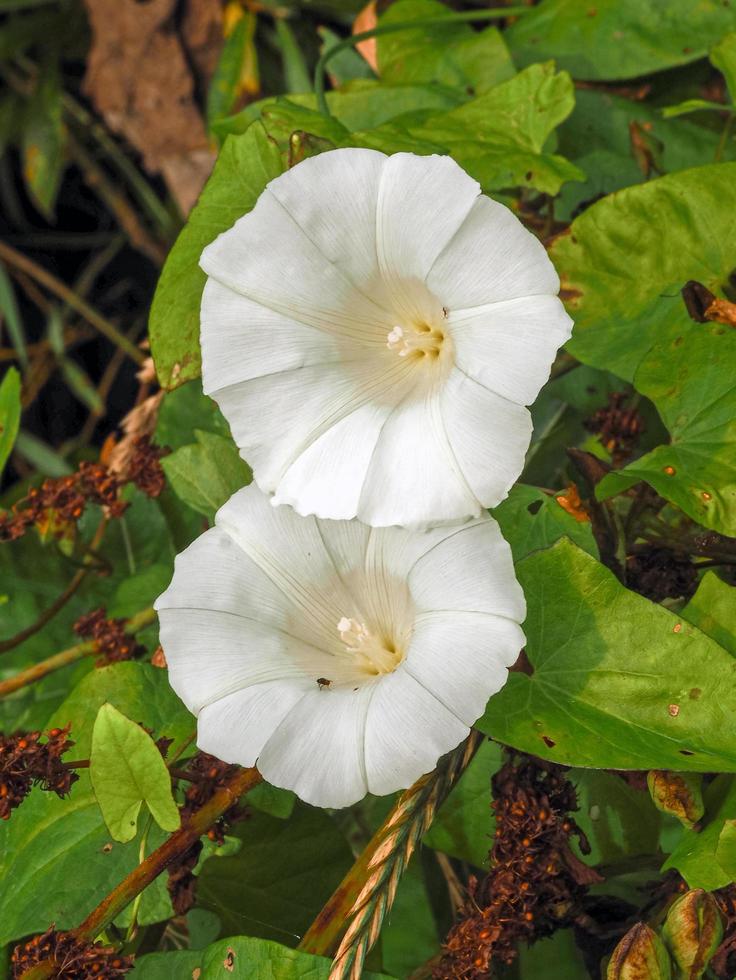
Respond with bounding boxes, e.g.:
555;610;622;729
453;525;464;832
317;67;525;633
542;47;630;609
155;484;525;808
200;148;572;528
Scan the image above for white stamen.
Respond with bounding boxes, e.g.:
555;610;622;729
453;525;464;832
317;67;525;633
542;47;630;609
337;617;401;676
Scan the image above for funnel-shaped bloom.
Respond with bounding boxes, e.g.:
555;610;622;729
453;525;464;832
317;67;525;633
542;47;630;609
155;484;525;808
200;149;572;528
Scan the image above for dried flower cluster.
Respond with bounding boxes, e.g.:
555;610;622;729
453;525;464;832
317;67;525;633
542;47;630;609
585;392;644;465
11;926;133;979
435;755;600;978
0;436;167;543
167;751;246;915
713;884;736;977
0;727;78;820
73;608;144;666
626;545;698;602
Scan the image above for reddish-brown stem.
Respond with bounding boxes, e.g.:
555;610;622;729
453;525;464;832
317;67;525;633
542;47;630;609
0;518;109;655
0;607;156;699
17;767;262;980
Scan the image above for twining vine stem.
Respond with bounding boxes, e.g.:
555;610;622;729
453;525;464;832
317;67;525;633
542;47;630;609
313;7;532;116
18;765;263;980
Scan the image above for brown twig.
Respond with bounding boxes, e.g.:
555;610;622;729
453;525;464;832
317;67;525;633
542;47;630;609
16;767;262;980
0;240;145;365
0;607;155;699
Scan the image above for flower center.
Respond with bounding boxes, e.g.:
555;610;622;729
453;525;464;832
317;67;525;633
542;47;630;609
386;322;446;361
337;617;402;676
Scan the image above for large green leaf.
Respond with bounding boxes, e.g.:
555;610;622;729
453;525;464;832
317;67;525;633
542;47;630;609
596;322;736;536
572;770;662;868
149;123;283;389
358;62;583;195
161;429;252;520
0;663;193;946
681;571;736;657
133;936;391;980
90;703;180;843
197;805;353;945
0;366;21;475
376;0;515;93
214;81;462;140
506;0;736;81
492;483;598;564
480;539;736;772
551;163;736;381
556;89;736;221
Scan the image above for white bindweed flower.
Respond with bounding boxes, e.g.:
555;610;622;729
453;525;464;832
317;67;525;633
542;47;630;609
154;484;525;808
200;148;572;528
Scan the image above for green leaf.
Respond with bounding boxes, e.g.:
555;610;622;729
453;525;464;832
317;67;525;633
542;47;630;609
0;663;193;946
128;950;203;979
275;18;312;94
197;805;354;944
90;703;180;843
359;62;583;195
317;27;374;87
246;781;296;820
149;122;283;389
480;539;736;772
661;98;729;118
663;775;736;890
376;0;515;93
556;89;736;222
0;262;28;368
155;378;230;451
380;860;439;977
551;163;736;381
217;81;462;141
424;738;501;867
492;484;598;564
161;429;252;520
506;0;736;81
711;31;736;102
681;571;736;657
207;15;251;127
22;56;64;218
199;936;391;979
572;770;663;867
595;322;736;536
0;366;21;475
516;929;589;979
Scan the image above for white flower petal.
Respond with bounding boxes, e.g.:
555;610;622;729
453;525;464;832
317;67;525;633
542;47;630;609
258;687;373;808
404;611;525;725
440;369;533;509
427;195;559;309
449;295;573;405
376;153;480;298
201;279;349;394
408;519;525;621
209;358;411;495
267;147;388;299
201;190;390;344
197;682;307;768
358;387;482;527
364;667;468;797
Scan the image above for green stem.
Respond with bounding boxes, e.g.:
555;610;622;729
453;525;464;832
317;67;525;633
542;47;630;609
125;815;153;943
314;7;532;116
715;110;734;162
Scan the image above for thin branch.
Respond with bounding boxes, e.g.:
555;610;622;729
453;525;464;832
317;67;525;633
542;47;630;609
0;607;156;698
17;767;262;980
0;517;109;655
0;240;145;365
